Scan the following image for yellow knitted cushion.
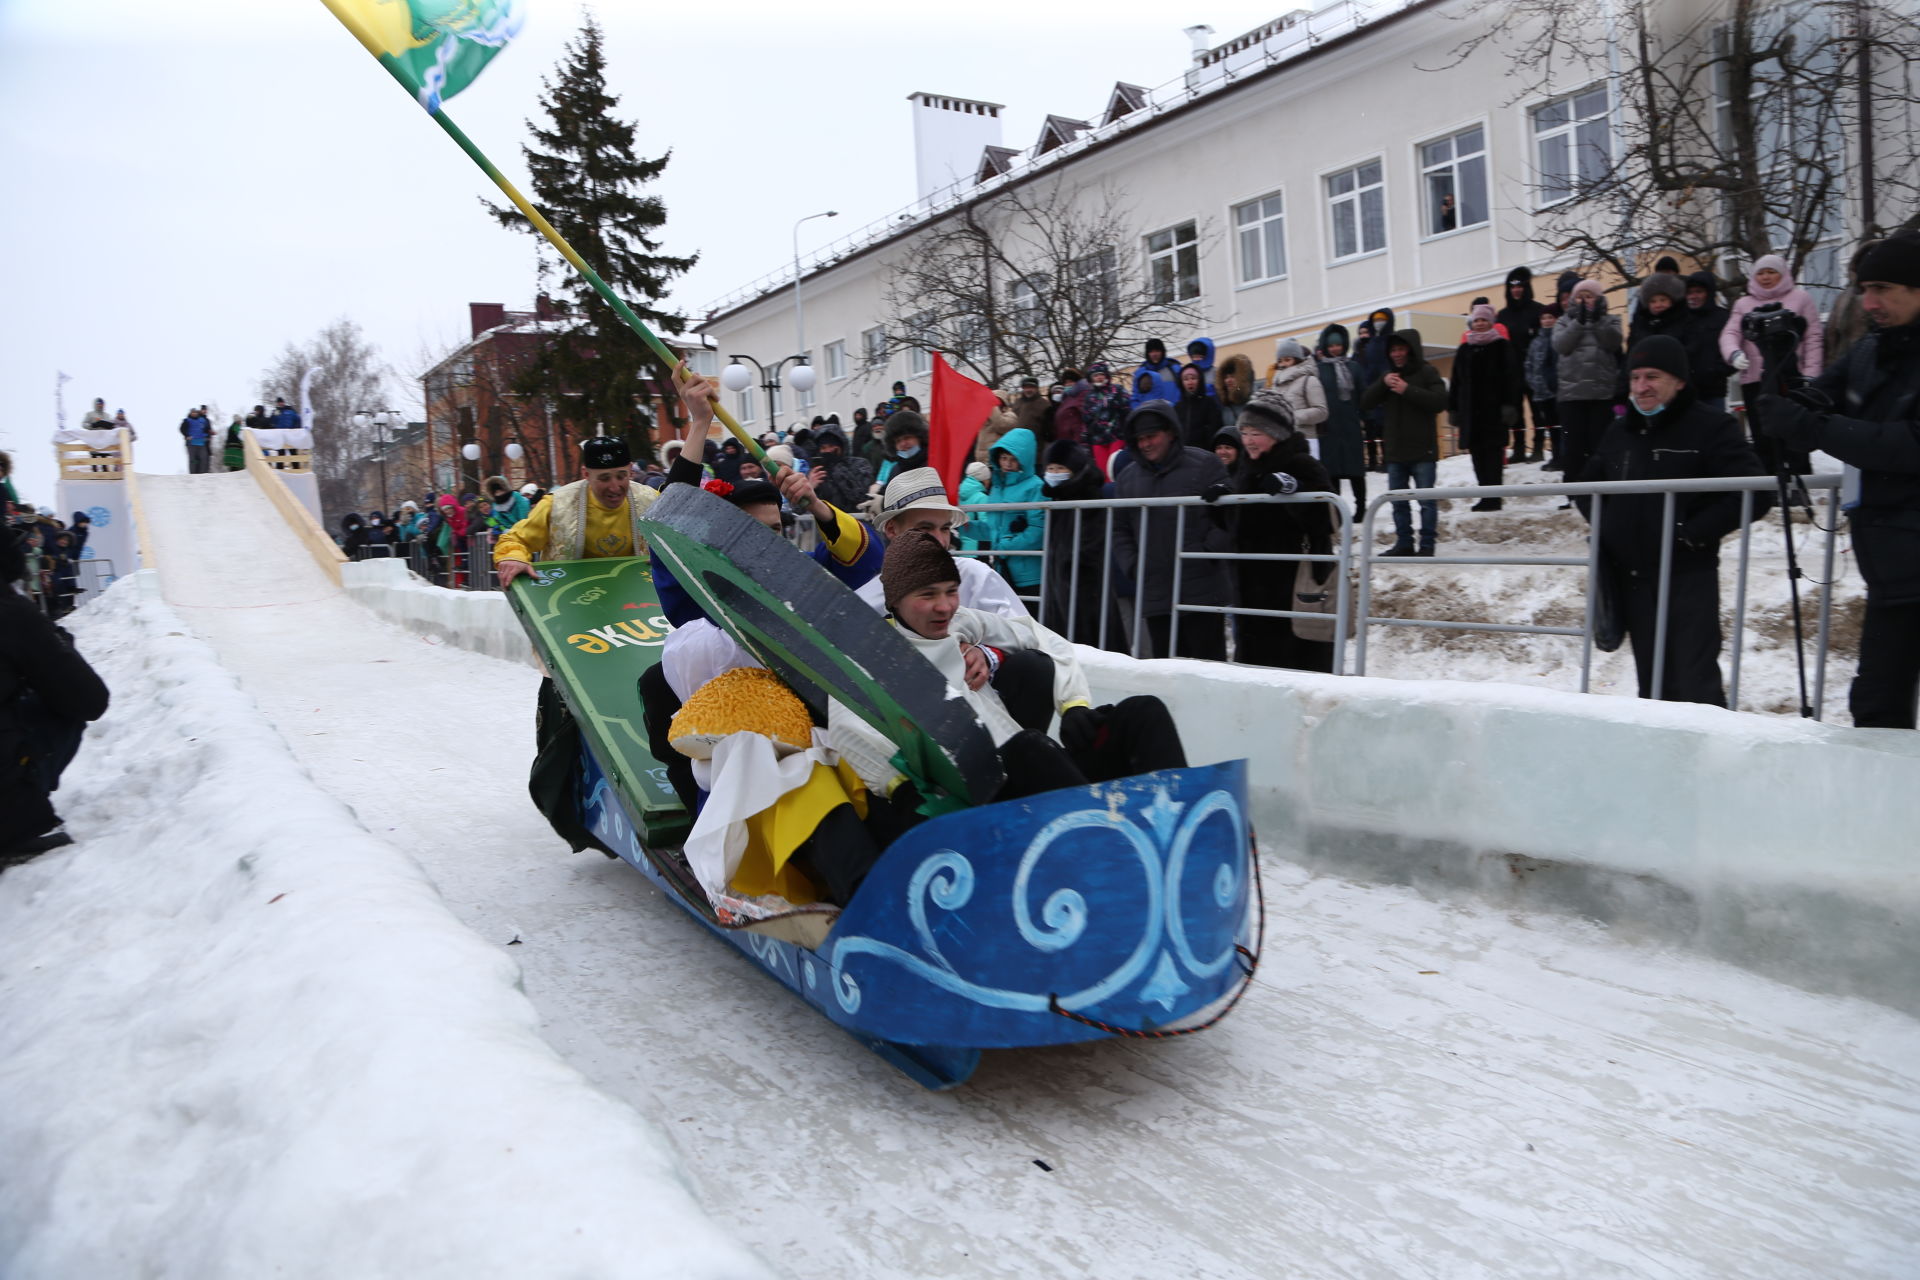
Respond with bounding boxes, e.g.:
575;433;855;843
668;667;813;759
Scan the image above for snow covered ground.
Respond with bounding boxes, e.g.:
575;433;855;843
2;468;1916;1279
1360;454;1860;718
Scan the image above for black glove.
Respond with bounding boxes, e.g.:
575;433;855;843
1755;394;1823;449
1059;706;1103;757
1008;514;1028;535
1255;471;1300;497
1200;481;1233;504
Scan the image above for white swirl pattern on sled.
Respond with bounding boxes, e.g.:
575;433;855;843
820;784;1246;1017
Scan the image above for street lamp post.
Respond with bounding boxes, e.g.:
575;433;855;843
721;353;815;436
352;408;405;514
792;209;838;380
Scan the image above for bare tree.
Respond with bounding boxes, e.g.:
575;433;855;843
879;181;1211;389
259;319;397;523
1432;0;1920;299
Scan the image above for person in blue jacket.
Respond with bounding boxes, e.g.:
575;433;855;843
1184;337;1220;398
269;398;301;431
1130;338;1183;408
975;427;1046;594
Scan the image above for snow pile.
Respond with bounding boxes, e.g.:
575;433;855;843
0;574;770;1280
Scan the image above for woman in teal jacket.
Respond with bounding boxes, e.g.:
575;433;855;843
979;427;1045;590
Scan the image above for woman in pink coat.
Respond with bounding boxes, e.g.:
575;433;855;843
1720;254;1824;468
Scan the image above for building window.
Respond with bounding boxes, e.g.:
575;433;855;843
735;388;755;423
909;311;934;377
1419;126;1487;235
1074;247;1118;325
1009;274;1050;346
1532;86;1611;206
1146;220;1200;304
686;348;719;377
1233;192;1287;285
824;340;847;381
1326;161;1385;260
862;325;886;369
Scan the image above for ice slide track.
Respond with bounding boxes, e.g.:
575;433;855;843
131;469;1920;1279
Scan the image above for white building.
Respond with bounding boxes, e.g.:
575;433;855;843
696;0;1880;430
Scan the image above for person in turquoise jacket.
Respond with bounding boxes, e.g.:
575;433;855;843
978;426;1045;590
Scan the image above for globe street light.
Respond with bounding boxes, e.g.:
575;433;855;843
353;409;404;514
724;353;813;434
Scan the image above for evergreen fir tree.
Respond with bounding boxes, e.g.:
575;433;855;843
489;15;695;462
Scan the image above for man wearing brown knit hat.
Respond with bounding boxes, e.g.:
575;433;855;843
833;533;1189;802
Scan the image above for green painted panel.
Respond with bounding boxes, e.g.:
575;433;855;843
505;556;690;847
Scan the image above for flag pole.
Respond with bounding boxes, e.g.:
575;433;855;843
317;0;778;476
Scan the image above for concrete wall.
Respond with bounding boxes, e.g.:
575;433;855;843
342;559;1920;1016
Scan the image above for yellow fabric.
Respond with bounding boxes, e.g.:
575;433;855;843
730;759;871;902
493;485;651;564
815;499;871;566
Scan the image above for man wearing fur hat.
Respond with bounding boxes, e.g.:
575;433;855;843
1757;231;1920;727
1578;334;1768;706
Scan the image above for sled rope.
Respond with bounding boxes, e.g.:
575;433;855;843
1046;834;1266;1039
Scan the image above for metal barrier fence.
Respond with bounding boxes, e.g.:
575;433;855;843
1354;474;1843;716
345;476;1846;718
958;492;1353;661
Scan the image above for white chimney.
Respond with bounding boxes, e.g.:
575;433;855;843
1184;24;1215;62
908;92;1006;206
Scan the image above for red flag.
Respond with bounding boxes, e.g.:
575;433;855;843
928;353;1000;503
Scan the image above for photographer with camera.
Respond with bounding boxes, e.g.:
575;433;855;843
1722;255;1825;473
1579;335;1769;707
1758;231;1920;729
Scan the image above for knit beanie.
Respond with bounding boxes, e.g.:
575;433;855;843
1273;337;1310;363
1469;303;1497;325
1238;387;1296;439
1569;278;1607;303
1855;232;1920;289
1627;334;1690;383
880;531;960;613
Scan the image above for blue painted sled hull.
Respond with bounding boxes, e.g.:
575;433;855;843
580;749;1254;1089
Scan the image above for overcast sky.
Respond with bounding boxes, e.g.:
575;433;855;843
0;0;1291;506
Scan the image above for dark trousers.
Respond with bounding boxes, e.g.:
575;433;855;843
531;677;616;855
1559;400;1614;486
995;695;1189;800
1143;611;1226;661
992;649;1057;733
638;664;700;812
1467;429;1506;489
186;443;211;474
1616;565;1727;706
1334;474;1367;508
1850;596;1920;729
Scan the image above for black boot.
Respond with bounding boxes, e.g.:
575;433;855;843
1470;497;1504;512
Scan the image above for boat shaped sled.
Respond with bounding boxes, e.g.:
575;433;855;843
580;745;1258;1090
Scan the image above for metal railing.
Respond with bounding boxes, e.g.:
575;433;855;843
958;492;1354;660
1354;475;1843;716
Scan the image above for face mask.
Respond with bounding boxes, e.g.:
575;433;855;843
1638;398;1667;417
898;444;922;459
1044;470;1070;487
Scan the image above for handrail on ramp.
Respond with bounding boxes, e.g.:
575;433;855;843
242;429;346;587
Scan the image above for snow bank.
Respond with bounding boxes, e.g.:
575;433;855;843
0;573;770;1280
341;559;1920;1017
345;558;539;668
1077;647;1920;1017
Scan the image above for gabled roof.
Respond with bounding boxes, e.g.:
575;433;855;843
1036;114;1092;154
976;145;1021;183
1103;82;1149;125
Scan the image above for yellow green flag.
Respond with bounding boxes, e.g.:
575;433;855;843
321;0;524;114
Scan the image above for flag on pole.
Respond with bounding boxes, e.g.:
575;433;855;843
321;0;525;114
928;354;1000;503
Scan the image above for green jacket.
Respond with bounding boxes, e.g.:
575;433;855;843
1358;329;1448;464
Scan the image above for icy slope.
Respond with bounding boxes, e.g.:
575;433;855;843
0;563;769;1277
83;470;1920;1279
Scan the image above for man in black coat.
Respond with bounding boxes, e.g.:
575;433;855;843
1682;270;1735;413
1760;231;1920;728
2;526;111;864
805;421;875;514
1496;266;1549;461
1110;401;1234;660
1579;335;1769;706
